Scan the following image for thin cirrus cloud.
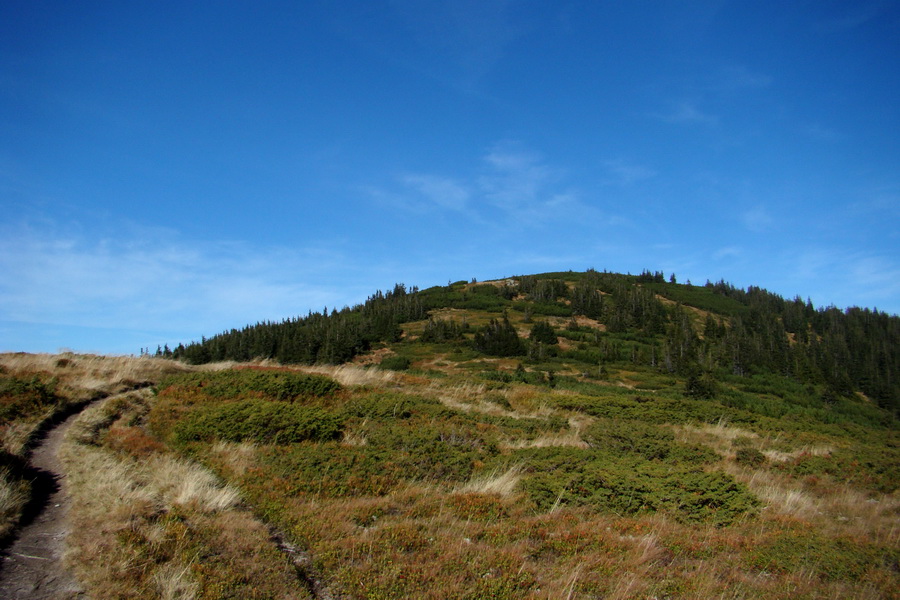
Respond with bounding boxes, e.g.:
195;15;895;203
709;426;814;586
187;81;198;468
479;144;557;212
600;159;657;186
740;206;775;233
386;142;586;225
400;174;472;212
789;248;900;310
709;65;772;93
389;0;525;92
655;101;719;125
813;4;883;33
713;246;743;260
0;225;348;346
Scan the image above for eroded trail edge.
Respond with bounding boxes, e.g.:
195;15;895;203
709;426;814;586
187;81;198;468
0;409;87;600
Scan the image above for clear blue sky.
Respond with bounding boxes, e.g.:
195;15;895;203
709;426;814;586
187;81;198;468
2;1;899;355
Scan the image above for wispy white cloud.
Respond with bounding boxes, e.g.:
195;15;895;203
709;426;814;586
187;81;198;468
848;183;900;220
814;4;883;33
712;65;772;92
389;0;525;92
479;142;557;212
788;247;900;312
600;159;656;186
654;101;718;125
803;123;841;141
713;246;742;260
400;174;471;211
741;206;774;233
0;223;355;351
376;141;601;227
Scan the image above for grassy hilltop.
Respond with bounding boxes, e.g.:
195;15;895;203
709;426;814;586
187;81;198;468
2;270;898;598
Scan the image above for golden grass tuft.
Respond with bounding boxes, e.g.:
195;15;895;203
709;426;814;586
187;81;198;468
209;441;258;476
501;429;588;450
152;564;198;600
0;467;29;540
457;464;523;497
762;444;834;463
148;456;240;513
675;420;760;458
300;363;398;387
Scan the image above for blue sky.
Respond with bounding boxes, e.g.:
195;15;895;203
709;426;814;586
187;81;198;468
2;1;899;355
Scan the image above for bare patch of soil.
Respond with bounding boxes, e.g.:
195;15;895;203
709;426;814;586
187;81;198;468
0;412;86;599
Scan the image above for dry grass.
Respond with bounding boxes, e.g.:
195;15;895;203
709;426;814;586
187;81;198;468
762;444;834;463
457;464;523;497
0;353;193;544
0;421;41;461
0;467;29;541
730;463;900;534
501;430;588;450
0;352;189;393
425;381;561;424
149;456;241;512
1;352;190;456
674;419;759;458
153;564;198;600
208;441;258;476
300;363;398;387
60;387;311;599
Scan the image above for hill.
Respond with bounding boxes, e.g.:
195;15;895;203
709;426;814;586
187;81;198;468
2;270;898;598
167;269;899;416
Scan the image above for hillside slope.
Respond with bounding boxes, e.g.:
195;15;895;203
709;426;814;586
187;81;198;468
169;270;899;416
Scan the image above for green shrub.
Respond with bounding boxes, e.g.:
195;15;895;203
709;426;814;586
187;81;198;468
735;447;766;467
252;417;500;498
173;400;343;444
747;530;896;581
529;321;558;345
517;447;757;525
342;393;417;420
779;441;900;493
582;419;716;464
379;355;412;371
0;374;59;422
158;369;341;402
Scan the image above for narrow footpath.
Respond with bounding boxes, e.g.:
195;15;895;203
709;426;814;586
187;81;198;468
0;411;86;599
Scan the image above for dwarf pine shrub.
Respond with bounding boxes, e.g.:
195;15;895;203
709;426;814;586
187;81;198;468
157;369;341;402
173;400;343;445
0;373;59;421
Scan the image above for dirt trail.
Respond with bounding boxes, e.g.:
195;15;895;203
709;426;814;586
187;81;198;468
0;411;86;599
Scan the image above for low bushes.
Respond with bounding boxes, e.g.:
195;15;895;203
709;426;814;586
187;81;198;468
747;528;898;582
519;446;758;525
379;355;412;371
582;418;717;464
157;369;341;402
0;373;59;422
174;401;343;445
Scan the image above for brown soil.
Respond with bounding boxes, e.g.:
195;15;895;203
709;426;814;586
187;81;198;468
0;412;86;599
